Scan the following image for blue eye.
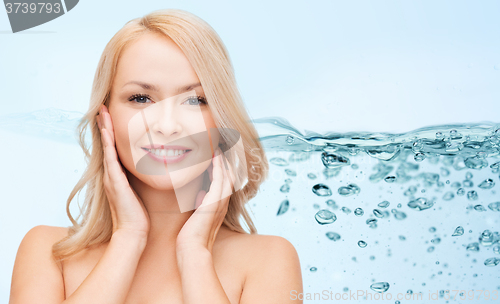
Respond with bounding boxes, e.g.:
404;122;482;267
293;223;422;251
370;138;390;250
127;94;208;106
184;95;208;106
128;94;153;104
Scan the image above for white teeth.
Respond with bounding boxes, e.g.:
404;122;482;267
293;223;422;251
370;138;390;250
147;149;188;157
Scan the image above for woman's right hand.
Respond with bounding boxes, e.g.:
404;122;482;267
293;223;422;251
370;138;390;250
97;104;150;238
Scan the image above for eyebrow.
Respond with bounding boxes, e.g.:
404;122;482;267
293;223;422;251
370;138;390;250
122;81;202;94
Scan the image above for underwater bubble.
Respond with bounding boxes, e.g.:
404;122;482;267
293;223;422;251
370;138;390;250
351;163;359;169
414;152;426;162
464;156;488;169
452;226;464;236
478;178;495;189
491;161;500;173
321;152;350;169
325;199;337;208
429;227;437;233
325;231;341;241
404;185;418;196
341;207;351;214
270;157;289;166
284;168;297;176
479;230;494;246
451;181;461;188
378;200;390;208
397;203;402;208
466;242;480;251
442;191;455;201
396;301;401;304
323;168;341;179
277;199;290;216
369;163;394;182
280;184;290;193
354;208;364;216
367;146;401;161
399;235;406;241
463;180;473;187
370;282;390;293
431;237;441;244
373;209;384;218
440;167;450;177
467;190;478;200
315;209;337;225
474;204;486;212
493;245;500;254
384;176;397;183
408;197;435;211
313;204;320;209
465;172;473;180
427;246;435;252
488;202;500;211
393;210;407;220
407;289;413;294
358;240;367;248
484;258;500;267
285;178;292;184
309;266;317;272
312;184;332;197
288;152;311;162
286;135;295;145
457;188;465;196
412;140;424;153
307;173;317;179
338;184;359;196
366;218;378;225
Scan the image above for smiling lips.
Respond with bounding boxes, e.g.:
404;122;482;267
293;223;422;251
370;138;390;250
141;144;193;163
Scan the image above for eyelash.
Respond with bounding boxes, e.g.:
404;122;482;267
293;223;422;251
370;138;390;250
127;93;208;106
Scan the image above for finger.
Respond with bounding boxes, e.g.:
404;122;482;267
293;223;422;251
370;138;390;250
102;128;127;185
201;150;224;210
101;106;115;144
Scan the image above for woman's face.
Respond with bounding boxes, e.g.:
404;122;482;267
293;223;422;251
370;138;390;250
107;32;219;193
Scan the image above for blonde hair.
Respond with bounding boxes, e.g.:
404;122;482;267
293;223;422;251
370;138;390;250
52;9;269;261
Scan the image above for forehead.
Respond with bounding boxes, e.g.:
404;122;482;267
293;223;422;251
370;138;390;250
113;32;200;93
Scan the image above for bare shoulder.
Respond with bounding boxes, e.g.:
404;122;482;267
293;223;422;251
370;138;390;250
9;225;69;303
225;231;303;304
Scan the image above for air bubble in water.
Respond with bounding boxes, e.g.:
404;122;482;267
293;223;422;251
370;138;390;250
474;205;486;212
466;243;480;251
341;207;351;214
373;209;384;218
452;226;464;236
464;156;488;169
315;209;337;225
479;230;494;246
414;152;426;162
384;176;397;183
484;258;500;267
408;197;435;211
310;266;317;272
370;282;390;293
326;232;341;241
478;178;495;189
270;157;289;166
488;202;500;211
307;173;317;179
286;135;295;145
338;183;360;196
312;184;332;196
467;190;478;200
280;184;290;193
277;200;289;215
466;172;473;180
354;208;364;216
443;192;454;201
321;152;350;169
358;240;367;248
457;188;465;196
285;168;297;176
393;209;407;220
378;200;390;208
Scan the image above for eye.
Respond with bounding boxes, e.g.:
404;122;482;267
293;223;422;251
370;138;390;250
128;93;153;104
183;95;208;106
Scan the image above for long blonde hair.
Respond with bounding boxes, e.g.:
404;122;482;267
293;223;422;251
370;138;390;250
52;8;269;261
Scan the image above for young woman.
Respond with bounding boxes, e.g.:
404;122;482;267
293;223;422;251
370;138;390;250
9;8;303;304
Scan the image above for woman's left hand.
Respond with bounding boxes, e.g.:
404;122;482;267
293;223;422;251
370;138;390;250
176;147;235;255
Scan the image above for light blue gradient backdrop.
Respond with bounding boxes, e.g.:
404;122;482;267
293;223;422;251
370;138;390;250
1;0;499;301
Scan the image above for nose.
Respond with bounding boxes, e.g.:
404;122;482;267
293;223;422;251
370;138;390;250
148;98;183;138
